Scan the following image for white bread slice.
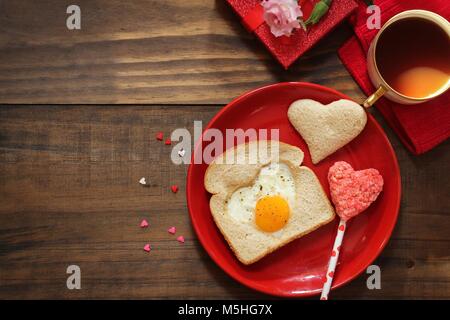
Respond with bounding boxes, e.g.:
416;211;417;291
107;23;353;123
288;99;367;164
204;141;335;265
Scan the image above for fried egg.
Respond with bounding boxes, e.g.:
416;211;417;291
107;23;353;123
227;162;296;234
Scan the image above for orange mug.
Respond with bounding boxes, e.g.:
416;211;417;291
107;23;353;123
363;10;450;107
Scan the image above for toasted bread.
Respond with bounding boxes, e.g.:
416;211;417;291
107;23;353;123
204;140;335;265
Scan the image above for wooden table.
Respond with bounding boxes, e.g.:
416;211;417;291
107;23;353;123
0;0;448;299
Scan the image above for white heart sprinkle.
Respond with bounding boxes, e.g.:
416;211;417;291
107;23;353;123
177;149;186;157
139;177;147;185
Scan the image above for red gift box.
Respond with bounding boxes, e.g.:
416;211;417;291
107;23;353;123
227;0;358;69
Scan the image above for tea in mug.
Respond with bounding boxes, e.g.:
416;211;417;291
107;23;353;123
375;17;450;99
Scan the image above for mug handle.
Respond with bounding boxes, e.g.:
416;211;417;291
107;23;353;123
362;85;387;108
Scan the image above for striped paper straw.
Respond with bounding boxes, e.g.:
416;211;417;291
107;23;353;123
320;219;347;300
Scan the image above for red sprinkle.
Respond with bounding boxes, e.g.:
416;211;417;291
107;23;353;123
328;271;334;278
177;236;185;243
143;244;151;252
165;138;171;145
140;219;149;228
171;185;179;193
168;226;176;234
156;132;163;141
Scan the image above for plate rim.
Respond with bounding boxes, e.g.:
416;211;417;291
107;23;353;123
186;82;401;297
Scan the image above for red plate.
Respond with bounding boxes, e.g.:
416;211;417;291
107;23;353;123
186;82;401;297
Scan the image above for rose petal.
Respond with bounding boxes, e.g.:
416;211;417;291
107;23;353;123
262;0;303;37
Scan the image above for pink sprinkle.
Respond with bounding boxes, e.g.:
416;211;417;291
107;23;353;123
165;138;171;145
156;132;163;141
143;244;151;252
168;226;176;234
177;236;185;243
140;219;149;228
171;185;179;193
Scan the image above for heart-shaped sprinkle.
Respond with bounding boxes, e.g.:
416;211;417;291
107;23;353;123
168;226;176;234
177;148;185;157
165;138;171;145
328;271;334;278
328;161;383;221
139;177;147;185
331;250;336;257
140;219;149;228
339;225;345;232
156;132;163;141
143;244;151;252
171;185;179;193
177;236;185;243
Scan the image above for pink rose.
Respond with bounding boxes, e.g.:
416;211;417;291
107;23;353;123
261;0;303;37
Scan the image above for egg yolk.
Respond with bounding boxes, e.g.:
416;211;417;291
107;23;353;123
255;195;290;232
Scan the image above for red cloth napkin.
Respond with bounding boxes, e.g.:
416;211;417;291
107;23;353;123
227;0;358;69
339;0;450;154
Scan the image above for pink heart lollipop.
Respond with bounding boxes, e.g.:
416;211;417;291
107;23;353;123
328;161;384;221
321;161;383;300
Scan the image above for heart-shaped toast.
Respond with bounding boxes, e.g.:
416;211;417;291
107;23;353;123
288;99;367;164
328;161;383;221
204;141;335;265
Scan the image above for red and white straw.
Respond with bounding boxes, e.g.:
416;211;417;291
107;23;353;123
320;219;347;300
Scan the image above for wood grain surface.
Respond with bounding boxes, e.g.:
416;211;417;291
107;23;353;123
0;0;365;105
0;0;449;299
